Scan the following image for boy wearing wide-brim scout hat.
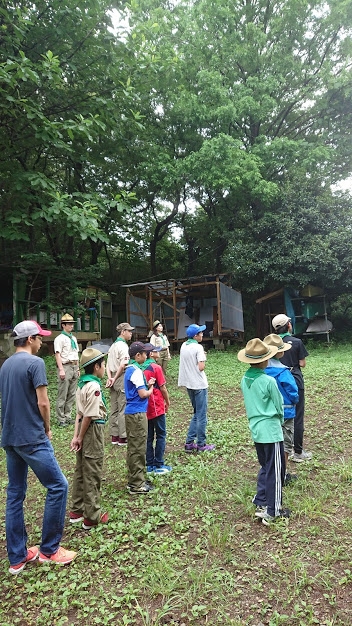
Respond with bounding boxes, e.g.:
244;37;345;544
262;334;299;486
69;347;109;530
54;313;79;427
237;337;278;365
238;338;290;525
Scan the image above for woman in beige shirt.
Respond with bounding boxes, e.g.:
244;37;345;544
149;320;171;374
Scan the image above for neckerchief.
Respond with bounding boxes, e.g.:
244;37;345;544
77;374;107;409
186;338;198;345
242;366;265;389
61;330;77;350
114;337;126;343
140;357;154;371
279;332;291;338
128;359;148;386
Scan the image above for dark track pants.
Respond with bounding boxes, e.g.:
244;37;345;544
254;441;285;517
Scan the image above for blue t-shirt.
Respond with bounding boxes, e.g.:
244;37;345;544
0;351;48;447
124;364;148;414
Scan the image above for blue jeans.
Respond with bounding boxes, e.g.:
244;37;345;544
186;388;208;447
4;439;68;565
146;414;166;468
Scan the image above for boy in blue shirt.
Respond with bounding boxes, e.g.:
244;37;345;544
263;334;299;486
124;342;155;494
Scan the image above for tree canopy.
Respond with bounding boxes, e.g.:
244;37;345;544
1;0;352;300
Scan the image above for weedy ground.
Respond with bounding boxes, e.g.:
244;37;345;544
0;341;352;625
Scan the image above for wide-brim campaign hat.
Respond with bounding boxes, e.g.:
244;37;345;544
61;313;76;323
263;334;292;352
152;320;162;328
238;338;278;364
80;348;106;368
11;320;51;339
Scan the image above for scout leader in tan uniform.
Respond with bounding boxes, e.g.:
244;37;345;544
105;322;134;445
149;320;171;375
54;313;79;426
69;348;109;530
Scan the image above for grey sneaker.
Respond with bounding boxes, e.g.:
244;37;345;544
255;506;267;518
129;482;154;495
262;508;291;526
291;450;312;463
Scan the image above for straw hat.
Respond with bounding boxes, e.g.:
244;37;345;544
263;334;292;352
80;348;106;368
153;320;162;329
237;338;278;364
61;313;76;323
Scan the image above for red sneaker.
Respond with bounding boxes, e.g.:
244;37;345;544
69;511;84;523
117;437;127;446
82;512;109;530
9;546;39;575
39;546;77;565
111;436;119;445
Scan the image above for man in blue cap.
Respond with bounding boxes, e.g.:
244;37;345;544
178;324;215;453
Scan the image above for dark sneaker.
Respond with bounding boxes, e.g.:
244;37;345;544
9;546;39;575
69;511;84;524
146;465;155;473
284;473;298;486
154;465;172;474
82;512;109;530
117;437;127;446
197;444;216;452
262;508;291;526
184;442;197;453
254;506;267;518
129;483;154;495
111;436;119;445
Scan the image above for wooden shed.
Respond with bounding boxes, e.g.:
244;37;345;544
256;286;332;341
123;274;244;348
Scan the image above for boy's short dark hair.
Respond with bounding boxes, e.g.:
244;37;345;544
14;337;29;348
84;357;104;375
275;323;290;334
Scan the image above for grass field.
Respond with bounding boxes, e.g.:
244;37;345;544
1;341;352;625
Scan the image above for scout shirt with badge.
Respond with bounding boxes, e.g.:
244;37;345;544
54;330;79;364
76;375;107;457
107;336;129;378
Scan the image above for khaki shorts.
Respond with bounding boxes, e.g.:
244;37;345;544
282;418;294;453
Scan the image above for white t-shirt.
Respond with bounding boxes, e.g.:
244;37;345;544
178;341;208;390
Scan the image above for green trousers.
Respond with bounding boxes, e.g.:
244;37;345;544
71;422;105;523
56;363;78;424
125;412;147;489
109;375;127;438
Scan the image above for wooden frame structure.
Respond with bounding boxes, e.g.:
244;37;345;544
123;274;244;346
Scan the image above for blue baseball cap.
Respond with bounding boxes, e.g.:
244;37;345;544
186;324;206;338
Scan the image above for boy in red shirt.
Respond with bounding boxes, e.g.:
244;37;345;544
143;345;172;475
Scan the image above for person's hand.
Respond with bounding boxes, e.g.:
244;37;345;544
165;401;170;411
70;436;82;452
46;429;53;440
147;377;156;387
105;377;114;388
59;368;66;380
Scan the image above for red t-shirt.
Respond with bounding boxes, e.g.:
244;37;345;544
144;362;166;419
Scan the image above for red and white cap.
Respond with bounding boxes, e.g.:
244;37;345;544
11;320;52;339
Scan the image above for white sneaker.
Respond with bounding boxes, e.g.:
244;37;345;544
291;450;312;462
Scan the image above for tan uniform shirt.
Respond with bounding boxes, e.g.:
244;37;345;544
107;340;129;375
54;333;79;363
150;333;170;350
76;381;107;422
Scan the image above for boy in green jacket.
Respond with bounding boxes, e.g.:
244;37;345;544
238;338;290;525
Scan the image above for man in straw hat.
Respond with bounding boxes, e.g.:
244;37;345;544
69;347;109;530
54;313;79;427
263;334;299;486
106;322;134;445
238;338;290;525
0;321;76;573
